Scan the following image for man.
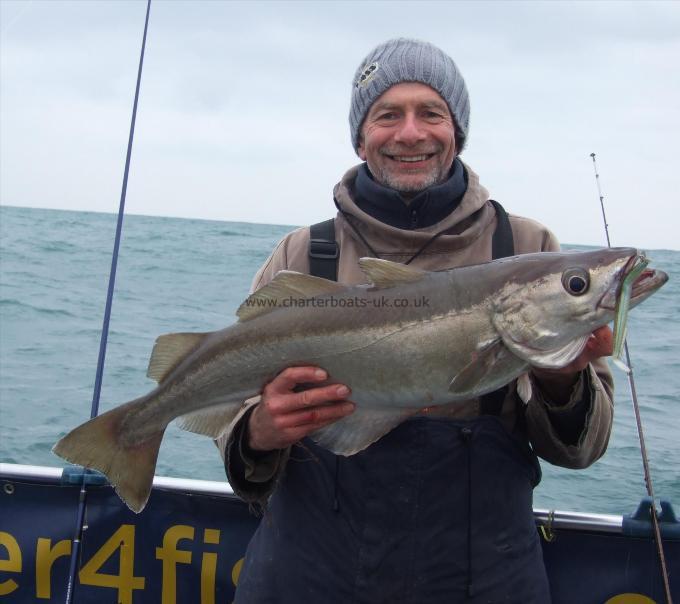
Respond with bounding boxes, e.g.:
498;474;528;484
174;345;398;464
218;38;614;603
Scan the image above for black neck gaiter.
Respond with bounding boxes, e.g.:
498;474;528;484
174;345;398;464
354;158;468;230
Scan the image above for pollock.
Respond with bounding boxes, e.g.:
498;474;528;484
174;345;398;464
53;247;667;512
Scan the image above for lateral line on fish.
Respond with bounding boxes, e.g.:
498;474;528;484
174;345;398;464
208;311;468;374
256;310;472;362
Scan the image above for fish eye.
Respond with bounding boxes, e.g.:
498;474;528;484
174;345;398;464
562;268;590;296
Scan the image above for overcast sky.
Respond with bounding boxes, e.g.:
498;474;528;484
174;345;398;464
1;0;678;250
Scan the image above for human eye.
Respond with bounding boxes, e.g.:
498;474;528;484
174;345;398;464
423;109;445;122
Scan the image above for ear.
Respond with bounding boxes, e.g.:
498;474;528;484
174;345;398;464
357;134;367;160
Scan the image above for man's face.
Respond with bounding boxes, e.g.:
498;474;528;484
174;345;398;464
357;82;457;195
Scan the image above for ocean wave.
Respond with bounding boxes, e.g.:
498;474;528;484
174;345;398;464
37;241;81;253
0;298;76;317
2;206;678;513
216;229;254;238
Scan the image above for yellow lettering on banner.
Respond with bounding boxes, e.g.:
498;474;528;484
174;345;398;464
78;524;145;604
201;552;217;604
201;529;220;604
36;538;71;599
155;525;194;604
0;532;22;596
231;558;244;587
605;595;657;604
203;529;220;545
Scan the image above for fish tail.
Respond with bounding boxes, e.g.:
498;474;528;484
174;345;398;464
52;397;164;513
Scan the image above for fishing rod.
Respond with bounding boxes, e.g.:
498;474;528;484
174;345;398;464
590;153;673;604
63;2;152;602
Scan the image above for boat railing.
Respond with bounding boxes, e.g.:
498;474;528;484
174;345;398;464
1;462;653;535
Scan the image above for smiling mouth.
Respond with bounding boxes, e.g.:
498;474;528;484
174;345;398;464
386;153;436;163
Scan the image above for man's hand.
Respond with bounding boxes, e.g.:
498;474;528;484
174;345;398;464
530;325;614;404
248;366;355;452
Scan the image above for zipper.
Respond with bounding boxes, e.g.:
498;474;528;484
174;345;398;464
460;426;474;598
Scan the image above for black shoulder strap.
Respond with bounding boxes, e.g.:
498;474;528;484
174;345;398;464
309;219;339;281
308;201;512;282
489;199;514;260
480;200;515;416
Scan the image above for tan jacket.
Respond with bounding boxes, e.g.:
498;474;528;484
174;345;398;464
218;163;614;501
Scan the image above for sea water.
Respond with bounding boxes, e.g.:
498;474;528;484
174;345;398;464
1;205;677;515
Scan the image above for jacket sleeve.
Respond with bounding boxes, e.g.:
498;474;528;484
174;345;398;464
524;357;614;468
513;220;615;467
214;232;302;504
216;398;292;505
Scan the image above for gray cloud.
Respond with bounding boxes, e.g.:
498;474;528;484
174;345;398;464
1;0;678;249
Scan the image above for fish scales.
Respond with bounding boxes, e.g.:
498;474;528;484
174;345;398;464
53;248;668;511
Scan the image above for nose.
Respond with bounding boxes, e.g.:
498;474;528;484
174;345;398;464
393;112;426;145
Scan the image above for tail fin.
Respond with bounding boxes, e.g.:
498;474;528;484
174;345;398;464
53;398;164;513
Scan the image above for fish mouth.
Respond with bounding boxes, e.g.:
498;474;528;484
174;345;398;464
630;267;667;298
600;253;668;310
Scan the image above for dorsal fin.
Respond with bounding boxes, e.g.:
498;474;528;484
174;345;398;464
237;270;345;321
147;332;209;383
358;257;428;289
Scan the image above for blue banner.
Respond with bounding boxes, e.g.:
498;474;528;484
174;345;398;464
0;478;258;603
1;472;677;602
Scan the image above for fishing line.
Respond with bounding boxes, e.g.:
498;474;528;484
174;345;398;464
590;153;673;604
63;2;152;602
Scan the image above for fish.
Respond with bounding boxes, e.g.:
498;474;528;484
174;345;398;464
53;247;668;512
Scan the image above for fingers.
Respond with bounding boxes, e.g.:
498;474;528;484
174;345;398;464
249;398;355;451
264;366;351;413
541;325;614;376
273;400;356;430
586;325;614;357
265;366;328;395
248;366;355;451
267;383;351;414
282;406;355;445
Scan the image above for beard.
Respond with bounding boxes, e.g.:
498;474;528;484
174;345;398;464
373;143;450;195
375;164;448;194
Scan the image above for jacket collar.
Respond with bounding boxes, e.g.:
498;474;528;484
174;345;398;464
333;160;495;257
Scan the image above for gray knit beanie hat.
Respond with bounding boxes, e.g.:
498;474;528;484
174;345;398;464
349;38;470;154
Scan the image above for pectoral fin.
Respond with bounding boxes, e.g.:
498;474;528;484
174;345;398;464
310;406;419;455
449;339;521;397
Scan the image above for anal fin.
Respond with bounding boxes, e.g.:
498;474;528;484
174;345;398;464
175;400;244;439
310;406;419;456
